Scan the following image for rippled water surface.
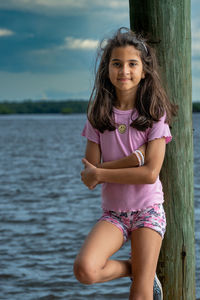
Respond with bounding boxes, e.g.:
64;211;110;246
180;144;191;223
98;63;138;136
0;113;199;299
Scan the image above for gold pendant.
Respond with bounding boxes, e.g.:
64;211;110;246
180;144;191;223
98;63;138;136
118;124;126;134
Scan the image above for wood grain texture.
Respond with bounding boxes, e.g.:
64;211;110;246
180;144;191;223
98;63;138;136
129;1;196;299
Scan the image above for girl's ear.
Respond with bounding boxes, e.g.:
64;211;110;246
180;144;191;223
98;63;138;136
142;71;145;79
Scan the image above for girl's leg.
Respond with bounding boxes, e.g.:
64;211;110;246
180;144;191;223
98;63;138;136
129;228;162;300
73;220;131;284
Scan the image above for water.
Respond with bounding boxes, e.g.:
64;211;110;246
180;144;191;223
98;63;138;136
0;113;199;299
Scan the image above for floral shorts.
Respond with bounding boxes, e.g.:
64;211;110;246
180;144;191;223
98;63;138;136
98;203;166;243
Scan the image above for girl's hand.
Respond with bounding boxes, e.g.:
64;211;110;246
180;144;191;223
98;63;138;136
81;158;99;190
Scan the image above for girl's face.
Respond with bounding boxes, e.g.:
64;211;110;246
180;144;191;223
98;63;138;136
108;45;145;94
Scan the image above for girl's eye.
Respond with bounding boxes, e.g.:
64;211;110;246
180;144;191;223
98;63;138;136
129;62;137;67
113;62;120;67
112;62;137;67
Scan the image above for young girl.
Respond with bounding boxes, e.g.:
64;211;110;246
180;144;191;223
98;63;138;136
74;27;177;300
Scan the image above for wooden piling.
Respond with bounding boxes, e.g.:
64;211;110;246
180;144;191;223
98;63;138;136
129;1;196;299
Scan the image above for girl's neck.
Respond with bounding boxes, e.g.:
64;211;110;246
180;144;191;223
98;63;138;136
114;89;136;110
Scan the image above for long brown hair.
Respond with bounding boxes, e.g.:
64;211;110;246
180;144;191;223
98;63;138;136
87;27;178;133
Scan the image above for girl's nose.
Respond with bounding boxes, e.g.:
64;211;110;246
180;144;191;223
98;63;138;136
119;64;130;75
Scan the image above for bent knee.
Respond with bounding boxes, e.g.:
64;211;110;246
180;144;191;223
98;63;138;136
73;258;99;284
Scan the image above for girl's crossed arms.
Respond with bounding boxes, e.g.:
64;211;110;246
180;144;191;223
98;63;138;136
81;137;166;189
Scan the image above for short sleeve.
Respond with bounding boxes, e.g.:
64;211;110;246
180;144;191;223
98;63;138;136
82;119;100;144
147;113;172;144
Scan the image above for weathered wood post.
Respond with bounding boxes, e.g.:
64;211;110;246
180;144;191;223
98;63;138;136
129;1;196;299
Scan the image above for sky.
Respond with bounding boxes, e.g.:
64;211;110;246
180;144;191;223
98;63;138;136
0;0;200;102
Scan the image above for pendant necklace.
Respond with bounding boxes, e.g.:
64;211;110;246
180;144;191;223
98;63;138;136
118;124;127;134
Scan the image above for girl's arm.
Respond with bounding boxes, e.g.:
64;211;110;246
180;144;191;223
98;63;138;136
84;140;101;166
81;138;166;188
81;140;145;189
96;144;146;169
97;138;166;184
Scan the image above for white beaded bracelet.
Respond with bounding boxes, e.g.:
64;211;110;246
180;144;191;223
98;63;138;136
134;150;142;166
135;150;145;166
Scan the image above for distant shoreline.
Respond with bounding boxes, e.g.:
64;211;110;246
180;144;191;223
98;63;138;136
0;100;200;114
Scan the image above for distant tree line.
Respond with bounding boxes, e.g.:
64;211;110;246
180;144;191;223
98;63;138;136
0;100;199;114
193;102;200;112
0;100;88;114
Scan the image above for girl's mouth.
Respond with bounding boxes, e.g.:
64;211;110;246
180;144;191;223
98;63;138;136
118;78;131;81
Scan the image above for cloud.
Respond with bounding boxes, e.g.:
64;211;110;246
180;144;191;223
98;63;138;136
32;36;99;56
0;0;129;16
192;31;200;39
192;41;200;56
61;37;99;50
192;76;200;101
192;59;200;71
192;30;200;57
0;0;84;16
191;19;200;56
106;0;128;9
0;28;14;37
0;0;127;10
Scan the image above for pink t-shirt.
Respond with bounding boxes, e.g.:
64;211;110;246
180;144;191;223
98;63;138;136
82;107;172;211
